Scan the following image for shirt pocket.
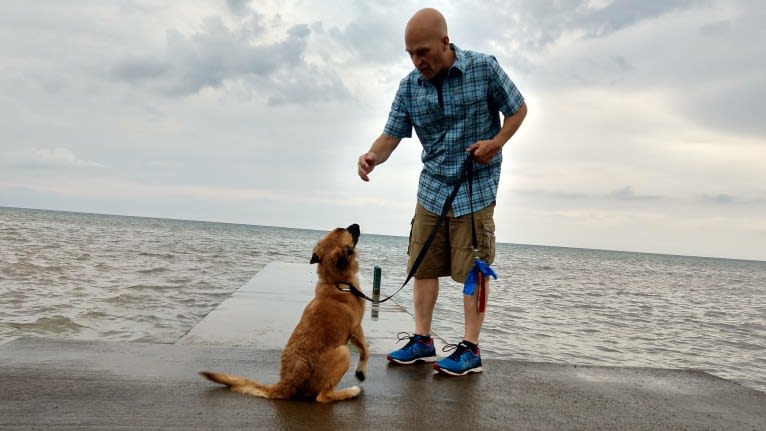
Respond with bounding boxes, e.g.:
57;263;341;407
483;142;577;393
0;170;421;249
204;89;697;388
452;87;484;117
451;87;490;141
411;96;447;145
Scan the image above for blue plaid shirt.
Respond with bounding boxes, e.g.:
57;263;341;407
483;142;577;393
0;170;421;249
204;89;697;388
383;45;524;217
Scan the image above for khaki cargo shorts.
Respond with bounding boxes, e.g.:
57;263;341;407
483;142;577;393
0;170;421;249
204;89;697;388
407;202;496;284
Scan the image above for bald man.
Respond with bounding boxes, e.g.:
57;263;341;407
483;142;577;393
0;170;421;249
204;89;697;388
358;8;527;376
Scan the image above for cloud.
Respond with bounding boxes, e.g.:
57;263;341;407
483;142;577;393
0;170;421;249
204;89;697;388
697;193;766;206
0;176;402;211
324;4;405;65
515;185;662;202
519;0;766;139
606;186;661;201
110;14;351;104
444;0;706;56
226;0;254;17
699;193;736;204
7;148;103;169
575;0;707;38
146;160;182;169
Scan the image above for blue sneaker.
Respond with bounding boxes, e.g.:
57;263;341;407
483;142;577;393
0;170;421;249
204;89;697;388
387;332;437;364
433;341;483;376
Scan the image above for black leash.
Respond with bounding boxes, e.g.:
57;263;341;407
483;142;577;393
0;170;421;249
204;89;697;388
337;153;483;303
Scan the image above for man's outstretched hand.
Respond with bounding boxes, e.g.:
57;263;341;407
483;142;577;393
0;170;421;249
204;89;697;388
358;152;377;182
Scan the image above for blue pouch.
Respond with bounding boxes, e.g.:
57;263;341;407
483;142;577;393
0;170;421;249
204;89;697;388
463;258;497;295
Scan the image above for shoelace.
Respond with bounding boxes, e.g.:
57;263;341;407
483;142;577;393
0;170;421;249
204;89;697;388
441;342;471;360
395;331;432;349
395;331;418;348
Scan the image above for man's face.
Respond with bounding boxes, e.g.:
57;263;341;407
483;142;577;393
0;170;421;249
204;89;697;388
406;36;448;80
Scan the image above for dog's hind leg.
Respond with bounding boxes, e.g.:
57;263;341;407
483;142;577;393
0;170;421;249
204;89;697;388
313;345;361;403
349;324;369;381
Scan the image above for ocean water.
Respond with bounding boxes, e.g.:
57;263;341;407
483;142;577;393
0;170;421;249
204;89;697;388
1;206;764;393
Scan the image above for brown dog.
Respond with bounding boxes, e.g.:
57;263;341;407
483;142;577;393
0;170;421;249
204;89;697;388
200;224;369;403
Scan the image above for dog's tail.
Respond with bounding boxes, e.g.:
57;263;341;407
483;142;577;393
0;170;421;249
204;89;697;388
199;371;278;399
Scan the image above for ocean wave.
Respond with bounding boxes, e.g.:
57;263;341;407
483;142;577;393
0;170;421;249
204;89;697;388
136;267;170;274
138;251;175;259
5;261;65;274
126;283;182;291
9;315;87;334
104;293;146;304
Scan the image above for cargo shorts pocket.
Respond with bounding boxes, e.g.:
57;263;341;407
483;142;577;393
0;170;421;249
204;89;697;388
480;218;496;264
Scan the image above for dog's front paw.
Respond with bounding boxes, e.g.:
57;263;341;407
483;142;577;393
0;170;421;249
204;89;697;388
355;369;366;381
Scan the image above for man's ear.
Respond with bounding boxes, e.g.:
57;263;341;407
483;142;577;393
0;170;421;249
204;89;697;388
310;252;320;264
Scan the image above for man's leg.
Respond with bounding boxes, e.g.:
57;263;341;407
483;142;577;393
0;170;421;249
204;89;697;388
454;204;495;345
463;281;487;344
433;286;487;375
414;277;439;336
386;204;443;365
433;204;495;375
407;202;448;338
386;277;439;364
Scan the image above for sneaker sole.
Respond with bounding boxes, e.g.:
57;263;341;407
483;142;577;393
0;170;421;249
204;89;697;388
433;364;483;376
386;355;438;365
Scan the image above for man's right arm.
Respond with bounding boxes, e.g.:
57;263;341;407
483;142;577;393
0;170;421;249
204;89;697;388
357;133;402;182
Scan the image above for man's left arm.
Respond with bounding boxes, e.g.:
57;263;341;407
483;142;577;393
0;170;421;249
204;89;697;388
467;56;527;164
468;101;527;164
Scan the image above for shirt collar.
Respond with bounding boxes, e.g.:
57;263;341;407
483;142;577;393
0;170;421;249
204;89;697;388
417;43;464;85
449;44;466;75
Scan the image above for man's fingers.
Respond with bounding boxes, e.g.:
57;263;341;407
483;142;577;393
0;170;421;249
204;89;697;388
358;153;374;181
467;141;496;164
358;164;370;181
467;143;484;162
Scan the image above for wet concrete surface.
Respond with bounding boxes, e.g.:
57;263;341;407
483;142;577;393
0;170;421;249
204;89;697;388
1;337;764;430
177;262;447;353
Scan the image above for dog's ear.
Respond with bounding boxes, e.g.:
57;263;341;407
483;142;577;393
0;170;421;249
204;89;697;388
310;252;320;264
346;224;360;246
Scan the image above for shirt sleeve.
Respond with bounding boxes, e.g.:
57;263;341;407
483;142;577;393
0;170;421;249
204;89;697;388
383;81;413;139
488;56;524;117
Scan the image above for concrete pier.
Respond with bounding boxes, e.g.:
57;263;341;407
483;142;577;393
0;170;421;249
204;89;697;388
0;263;764;430
177;262;447;353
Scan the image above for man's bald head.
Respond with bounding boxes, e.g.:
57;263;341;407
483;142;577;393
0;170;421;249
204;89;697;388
404;8;454;80
405;8;448;44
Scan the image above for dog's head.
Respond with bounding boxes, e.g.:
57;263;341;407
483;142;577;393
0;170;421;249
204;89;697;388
310;224;360;280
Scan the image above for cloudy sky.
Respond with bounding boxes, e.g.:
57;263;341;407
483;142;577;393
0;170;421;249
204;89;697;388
1;0;764;261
